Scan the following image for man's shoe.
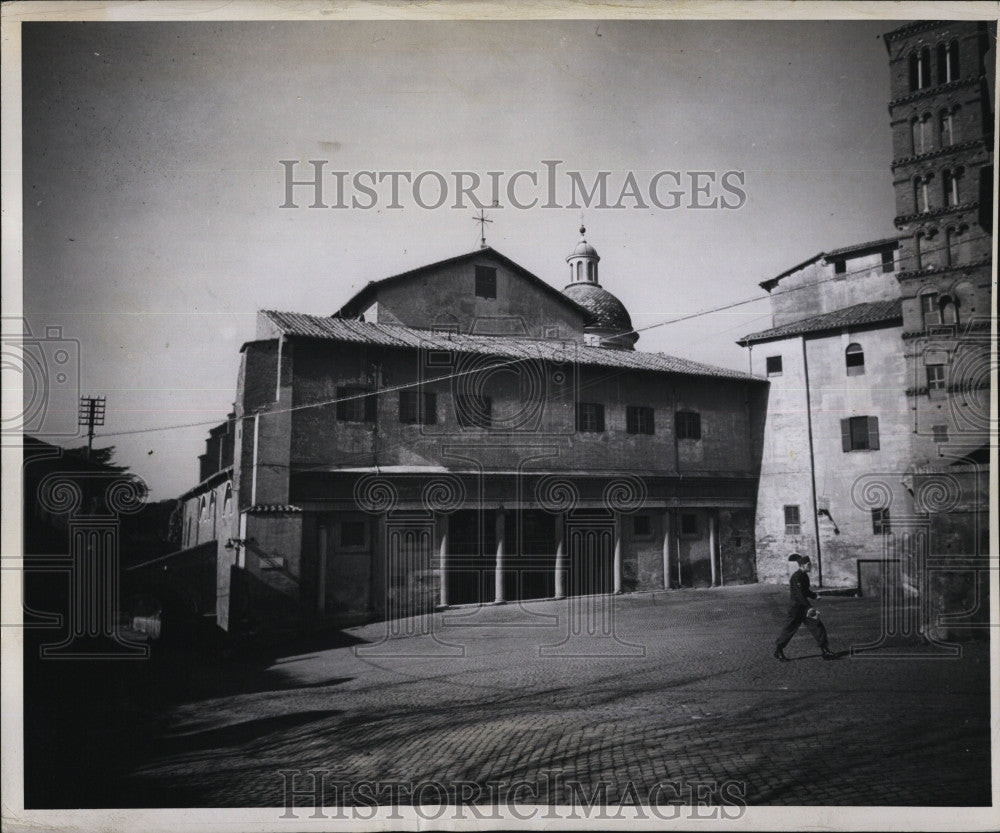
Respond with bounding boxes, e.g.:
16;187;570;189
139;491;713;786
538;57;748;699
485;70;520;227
773;647;790;662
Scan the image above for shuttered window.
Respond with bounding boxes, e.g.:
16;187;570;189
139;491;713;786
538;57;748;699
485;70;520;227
626;405;654;435
399;390;437;425
577;402;605;433
336;386;377;423
841;416;879;452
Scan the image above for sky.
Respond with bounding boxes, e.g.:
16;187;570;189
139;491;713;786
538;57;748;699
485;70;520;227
19;17;929;499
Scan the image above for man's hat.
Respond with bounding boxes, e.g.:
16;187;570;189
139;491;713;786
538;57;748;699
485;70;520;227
788;553;811;565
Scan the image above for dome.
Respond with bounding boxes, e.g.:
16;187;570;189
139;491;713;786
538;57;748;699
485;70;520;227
562;282;636;341
566;225;600;262
568;240;600;260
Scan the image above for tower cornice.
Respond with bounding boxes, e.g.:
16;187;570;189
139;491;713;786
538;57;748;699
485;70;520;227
891;138;988;171
888;75;986;110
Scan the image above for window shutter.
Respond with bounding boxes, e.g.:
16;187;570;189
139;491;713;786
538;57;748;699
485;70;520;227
626;407;636;434
424;392;437;425
841;418;851;452
867;416;880;450
597;405;605;433
364;392;377;423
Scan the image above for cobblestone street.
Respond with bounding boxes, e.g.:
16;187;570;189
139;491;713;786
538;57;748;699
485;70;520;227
121;585;990;808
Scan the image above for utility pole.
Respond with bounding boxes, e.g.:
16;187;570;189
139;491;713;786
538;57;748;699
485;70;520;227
78;395;106;458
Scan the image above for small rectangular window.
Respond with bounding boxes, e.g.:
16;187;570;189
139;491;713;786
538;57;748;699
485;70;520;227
871;508;891;535
833;259;847;276
475;265;497;299
399;389;437;425
626;405;655;435
841;415;880;452
784;505;801;536
680;513;699;537
336;386;376;423
632;515;652;539
576;402;605;433
340;520;367;548
932;424;949;443
676;411;701;440
881;250;895;273
456;394;492;428
926;365;947;393
766;355;783;377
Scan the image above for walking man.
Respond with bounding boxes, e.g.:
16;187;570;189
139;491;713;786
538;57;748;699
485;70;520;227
774;553;837;661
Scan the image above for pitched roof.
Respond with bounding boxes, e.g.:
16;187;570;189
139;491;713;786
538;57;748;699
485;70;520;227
737;300;903;346
334;246;593;322
261;310;760;381
759;236;902;291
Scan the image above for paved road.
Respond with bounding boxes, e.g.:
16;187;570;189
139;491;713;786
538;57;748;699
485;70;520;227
121;585;990;808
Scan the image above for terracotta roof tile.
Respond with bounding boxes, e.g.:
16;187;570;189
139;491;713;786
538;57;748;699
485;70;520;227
261;310;760;381
737;300;902;346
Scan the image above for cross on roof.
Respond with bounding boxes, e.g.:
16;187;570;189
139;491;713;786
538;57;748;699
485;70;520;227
473;208;493;249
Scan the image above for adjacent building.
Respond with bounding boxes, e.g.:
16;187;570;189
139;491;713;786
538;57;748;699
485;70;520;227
742;20;993;635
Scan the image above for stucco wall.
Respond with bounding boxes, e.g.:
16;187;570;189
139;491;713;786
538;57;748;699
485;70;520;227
751;324;914;588
768;250;899;328
361;254;589;341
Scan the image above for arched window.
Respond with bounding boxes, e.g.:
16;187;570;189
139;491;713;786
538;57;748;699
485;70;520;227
944;39;959;82
943;168;961;206
954;280;977;319
914;175;930;213
199;496;207;521
920;291;940;327
845;343;865;376
223;483;233;518
956;222;973;263
209;492;217;521
940;294;958;326
910;50;931;91
919;47;931;88
575;261;582;282
939;109;954;147
588;261;596;282
937;42;948;83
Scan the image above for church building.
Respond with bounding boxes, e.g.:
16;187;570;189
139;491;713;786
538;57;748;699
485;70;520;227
175;228;767;634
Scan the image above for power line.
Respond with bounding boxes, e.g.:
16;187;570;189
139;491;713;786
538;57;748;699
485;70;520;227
92;231;990;440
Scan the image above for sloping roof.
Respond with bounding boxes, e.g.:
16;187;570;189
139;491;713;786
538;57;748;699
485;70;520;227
334;246;594;322
759;236;902;291
737;300;902;346
261;310;760;381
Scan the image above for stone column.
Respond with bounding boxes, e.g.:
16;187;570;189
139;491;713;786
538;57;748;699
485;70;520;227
494;507;506;604
613;512;623;594
317;525;328;615
709;510;718;587
554;512;566;599
436;512;449;608
662;510;671;590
